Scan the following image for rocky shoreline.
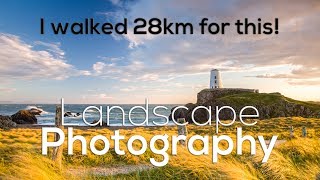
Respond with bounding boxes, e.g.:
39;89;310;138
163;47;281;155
0;108;42;129
0;107;85;129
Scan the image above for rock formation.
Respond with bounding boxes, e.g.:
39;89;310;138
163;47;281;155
64;111;81;117
0;115;16;129
173;88;320;124
11;110;38;124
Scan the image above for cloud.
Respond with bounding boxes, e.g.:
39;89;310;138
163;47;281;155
119;85;171;94
103;0;320;85
137;73;159;81
251;67;320;85
0;33;88;81
0;88;16;93
90;60;145;81
109;0;120;6
120;86;137;92
288;79;320;86
34;41;65;59
97;56;124;62
98;93;113;99
81;93;113;103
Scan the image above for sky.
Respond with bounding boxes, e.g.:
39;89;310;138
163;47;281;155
0;0;319;104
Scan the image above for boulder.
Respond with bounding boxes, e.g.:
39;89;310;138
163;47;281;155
0;115;16;129
64;111;81;117
11;110;37;124
64;111;73;117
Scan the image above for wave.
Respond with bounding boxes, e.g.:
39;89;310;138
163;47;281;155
25;105;41;110
65;115;83;119
24;105;53;116
85;109;99;113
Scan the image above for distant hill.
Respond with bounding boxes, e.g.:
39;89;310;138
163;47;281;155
181;89;320;123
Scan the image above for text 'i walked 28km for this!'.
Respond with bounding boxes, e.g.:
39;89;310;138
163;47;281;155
40;18;279;35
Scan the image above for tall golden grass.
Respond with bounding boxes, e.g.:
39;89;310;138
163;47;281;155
0;117;319;179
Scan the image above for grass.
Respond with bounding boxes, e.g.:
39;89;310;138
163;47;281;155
217;92;320;114
0;117;320;179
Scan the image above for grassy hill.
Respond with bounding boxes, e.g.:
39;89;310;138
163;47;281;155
186;90;320;122
218;92;320;117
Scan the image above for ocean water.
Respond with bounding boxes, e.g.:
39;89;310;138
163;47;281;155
0;104;180;126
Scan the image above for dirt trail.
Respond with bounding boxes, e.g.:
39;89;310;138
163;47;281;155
67;164;155;177
265;139;286;146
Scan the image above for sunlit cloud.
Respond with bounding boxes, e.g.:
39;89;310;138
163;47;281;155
0;33;89;81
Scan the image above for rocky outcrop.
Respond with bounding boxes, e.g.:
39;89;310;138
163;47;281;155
0;115;16;129
64;111;81;117
11;110;37;124
175;89;320;124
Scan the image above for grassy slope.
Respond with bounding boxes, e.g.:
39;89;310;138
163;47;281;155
0;117;320;179
216;92;320;112
308;101;320;105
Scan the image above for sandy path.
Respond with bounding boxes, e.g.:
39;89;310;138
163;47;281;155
67;164;155;177
264;139;286;146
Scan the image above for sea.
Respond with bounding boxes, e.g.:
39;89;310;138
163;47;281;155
0;104;180;126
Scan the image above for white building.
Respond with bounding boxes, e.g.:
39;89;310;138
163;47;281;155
210;69;223;88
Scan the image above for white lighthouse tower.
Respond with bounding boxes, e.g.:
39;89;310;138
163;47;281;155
210;69;223;89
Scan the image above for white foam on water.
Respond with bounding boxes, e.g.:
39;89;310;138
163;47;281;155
25;105;52;115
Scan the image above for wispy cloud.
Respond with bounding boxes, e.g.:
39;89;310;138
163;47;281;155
0;33;89;81
288;79;320;86
120;86;137;92
34;41;65;59
0;88;16;93
250;67;320;85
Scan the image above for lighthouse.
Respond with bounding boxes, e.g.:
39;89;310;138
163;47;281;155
210;69;223;89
